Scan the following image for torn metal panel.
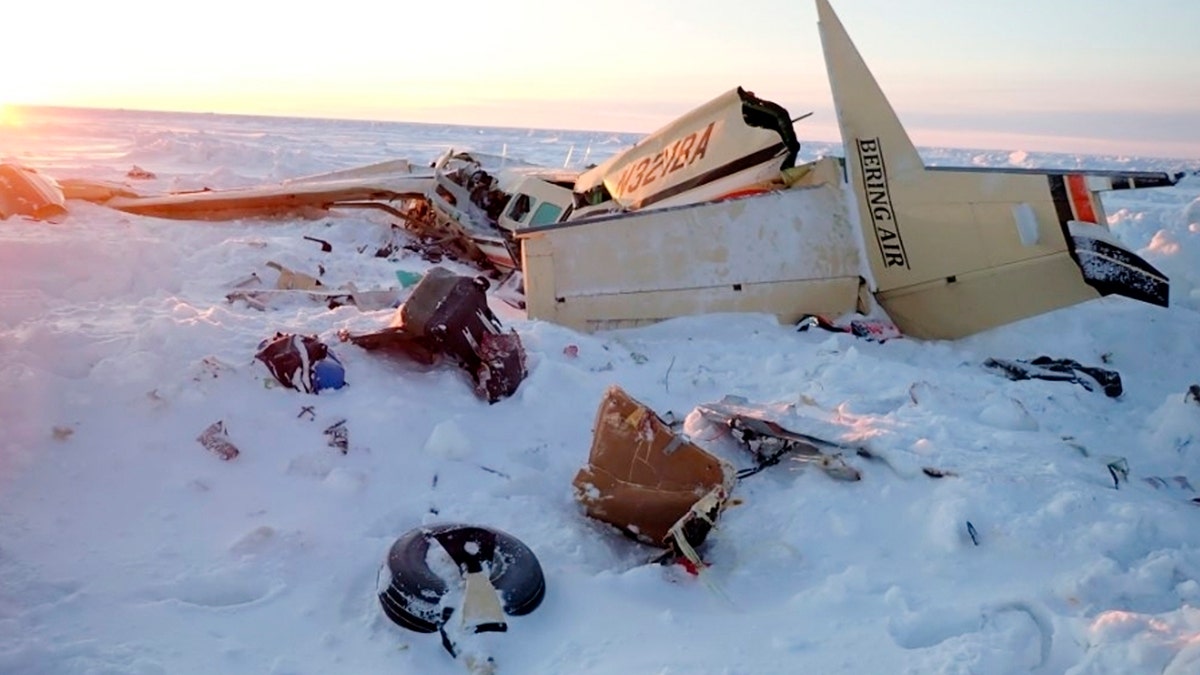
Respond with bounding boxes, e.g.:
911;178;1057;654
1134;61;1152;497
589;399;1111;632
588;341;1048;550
573;386;734;547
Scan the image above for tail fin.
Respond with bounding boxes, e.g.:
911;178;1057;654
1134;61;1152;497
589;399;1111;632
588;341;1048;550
817;0;922;176
816;0;1169;339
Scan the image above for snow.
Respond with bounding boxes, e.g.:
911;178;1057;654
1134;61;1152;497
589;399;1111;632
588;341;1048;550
2;105;1200;674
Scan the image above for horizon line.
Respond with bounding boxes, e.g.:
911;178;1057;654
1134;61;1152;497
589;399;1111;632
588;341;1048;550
5;101;1199;164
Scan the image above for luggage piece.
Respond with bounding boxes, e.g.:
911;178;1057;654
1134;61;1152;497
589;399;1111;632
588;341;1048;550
254;332;346;394
399;267;525;403
573;386;733;547
344;267;526;402
400;267;493;341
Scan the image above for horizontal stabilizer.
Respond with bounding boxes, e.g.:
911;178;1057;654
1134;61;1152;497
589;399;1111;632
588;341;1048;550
927;166;1183;191
1068;223;1169;307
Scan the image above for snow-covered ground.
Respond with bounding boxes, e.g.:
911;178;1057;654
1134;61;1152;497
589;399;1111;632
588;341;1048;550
2;106;1200;674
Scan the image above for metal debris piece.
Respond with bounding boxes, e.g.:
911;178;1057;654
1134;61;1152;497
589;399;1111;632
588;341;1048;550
325;419;348;454
303;235;333;252
1106;458;1130;489
197;421;240;460
266;260;324;290
573;385;734;548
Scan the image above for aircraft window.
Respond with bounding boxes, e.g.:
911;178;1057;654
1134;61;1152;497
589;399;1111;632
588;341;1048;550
530;202;563;226
507;194;533;222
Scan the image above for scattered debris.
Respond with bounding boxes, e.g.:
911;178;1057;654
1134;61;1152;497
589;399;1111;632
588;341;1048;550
660;487;728;574
255;333;346;394
227;284;402;312
922;467;958;479
266;260;324;290
796;313;901;342
197;421;240;460
367;225;412;259
695;395;863;481
475;464;511;480
983;356;1123;398
573;386;734;555
51;426;75;441
966;521;980;546
303;234;333;252
1144;475;1195;492
492;271;526;310
395;269;423;287
1140;474;1200;506
1062;436;1090;457
1186;385;1200;406
343;267;526;403
297;406;316;420
227;271;264;293
224;290;270;311
126;165;156;180
192;356;234;381
1107;457;1130;489
402;238;447;263
324;419;348;454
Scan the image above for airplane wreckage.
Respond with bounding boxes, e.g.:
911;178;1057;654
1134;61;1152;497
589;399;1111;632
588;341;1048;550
6;2;1189;666
1;0;1180;342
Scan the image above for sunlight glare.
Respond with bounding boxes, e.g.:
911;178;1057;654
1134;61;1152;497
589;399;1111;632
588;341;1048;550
0;104;24;127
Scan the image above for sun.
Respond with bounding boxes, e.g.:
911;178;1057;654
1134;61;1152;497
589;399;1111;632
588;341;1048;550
0;103;27;127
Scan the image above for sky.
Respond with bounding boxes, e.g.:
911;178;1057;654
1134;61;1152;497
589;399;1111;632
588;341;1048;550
3;0;1200;158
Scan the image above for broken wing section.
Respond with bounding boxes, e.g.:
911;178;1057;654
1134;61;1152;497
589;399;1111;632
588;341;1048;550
83;159;434;221
816;0;1171;339
0;163;67;221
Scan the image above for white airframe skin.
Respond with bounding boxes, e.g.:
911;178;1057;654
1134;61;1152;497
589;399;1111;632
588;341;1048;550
520;166;864;332
516;0;1174;339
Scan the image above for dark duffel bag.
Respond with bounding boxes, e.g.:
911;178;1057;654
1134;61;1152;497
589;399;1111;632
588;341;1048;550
400;267;526;403
342;267;526;402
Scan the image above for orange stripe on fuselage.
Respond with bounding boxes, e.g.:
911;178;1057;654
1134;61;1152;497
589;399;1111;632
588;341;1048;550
1066;174;1098;223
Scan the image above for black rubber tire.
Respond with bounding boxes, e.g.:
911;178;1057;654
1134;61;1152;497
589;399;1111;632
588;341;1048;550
378;523;545;633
